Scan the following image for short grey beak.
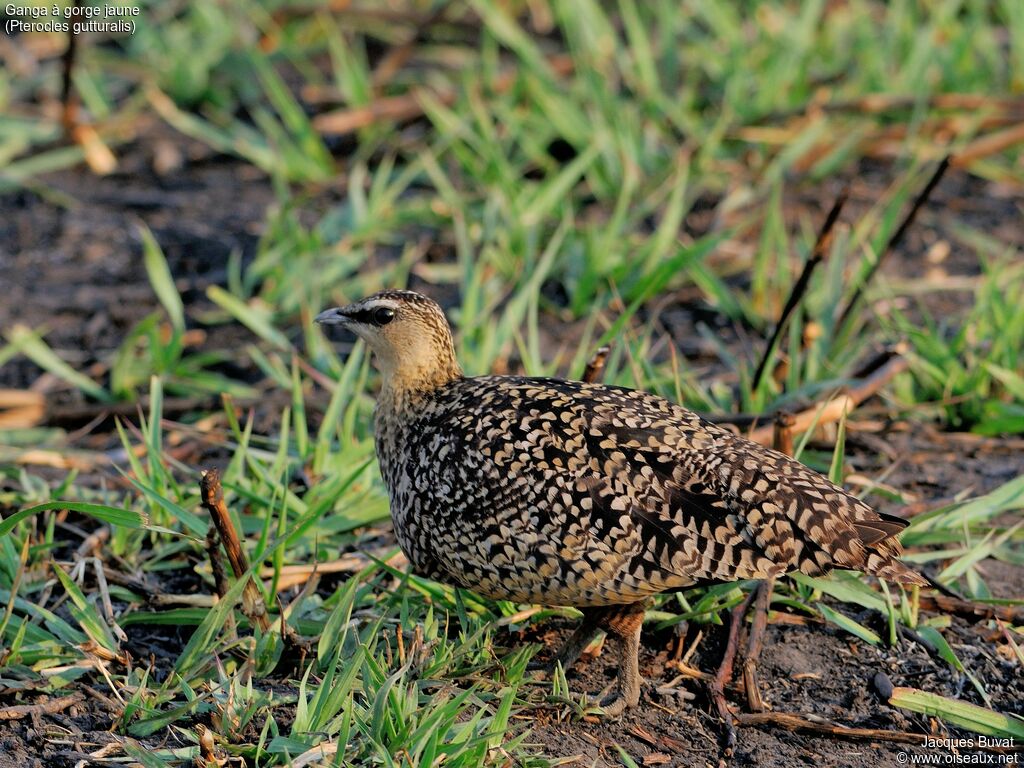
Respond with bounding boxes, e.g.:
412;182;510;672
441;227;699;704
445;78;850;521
315;307;350;326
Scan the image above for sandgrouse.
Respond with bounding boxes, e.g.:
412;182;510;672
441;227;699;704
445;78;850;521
316;290;924;715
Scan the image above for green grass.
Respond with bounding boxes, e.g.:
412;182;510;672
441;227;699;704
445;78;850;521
888;254;1024;433
2;0;1024;764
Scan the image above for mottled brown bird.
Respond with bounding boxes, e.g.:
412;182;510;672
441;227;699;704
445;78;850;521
316;290;924;715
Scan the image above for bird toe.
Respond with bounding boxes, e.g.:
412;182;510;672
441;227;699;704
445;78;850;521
594;690;630;718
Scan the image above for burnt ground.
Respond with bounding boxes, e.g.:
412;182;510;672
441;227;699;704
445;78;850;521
525;616;1020;768
1;127;1023;767
0;120;279;395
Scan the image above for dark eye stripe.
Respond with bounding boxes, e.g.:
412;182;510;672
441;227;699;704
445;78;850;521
347;307;394;325
346;309;377;324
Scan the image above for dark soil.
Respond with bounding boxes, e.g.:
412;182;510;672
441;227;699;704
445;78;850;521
525;614;1021;768
2;127;1023;768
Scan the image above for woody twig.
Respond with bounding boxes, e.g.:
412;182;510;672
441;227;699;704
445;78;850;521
835;157;950;332
751;188;849;393
200;469;270;633
746;353;908;446
582;346;611;384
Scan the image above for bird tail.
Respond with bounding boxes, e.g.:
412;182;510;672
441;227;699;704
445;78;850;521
863;551;928;587
846;512;927;586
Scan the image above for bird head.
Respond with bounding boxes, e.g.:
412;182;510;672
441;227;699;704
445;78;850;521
316;290;462;394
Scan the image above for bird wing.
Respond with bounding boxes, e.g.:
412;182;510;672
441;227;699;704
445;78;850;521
575;404;784;586
569;380;921;586
419;376;922;604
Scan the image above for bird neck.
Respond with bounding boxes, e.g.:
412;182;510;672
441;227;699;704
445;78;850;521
375;348;463;414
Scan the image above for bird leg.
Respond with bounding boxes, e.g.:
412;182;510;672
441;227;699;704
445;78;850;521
708;589;756;756
530;603;647;717
528;608;602;675
741;576;774;713
591;602;645;717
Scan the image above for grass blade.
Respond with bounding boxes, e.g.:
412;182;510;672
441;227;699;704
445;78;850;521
1;502;147;537
5;325;113;403
889;687;1024;739
139;224;185;332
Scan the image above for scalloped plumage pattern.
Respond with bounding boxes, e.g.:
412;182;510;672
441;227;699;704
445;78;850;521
374;371;925;607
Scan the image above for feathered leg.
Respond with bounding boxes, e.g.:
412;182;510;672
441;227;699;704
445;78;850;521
529;609;602;674
592;602;645;716
531;602;647;716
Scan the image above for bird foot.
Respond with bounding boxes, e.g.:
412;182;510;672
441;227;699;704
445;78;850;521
590;680;641;718
526;658;556;676
594;692;629;718
595;694;629;718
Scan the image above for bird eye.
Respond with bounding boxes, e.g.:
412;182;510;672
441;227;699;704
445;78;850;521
372;307;395;326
